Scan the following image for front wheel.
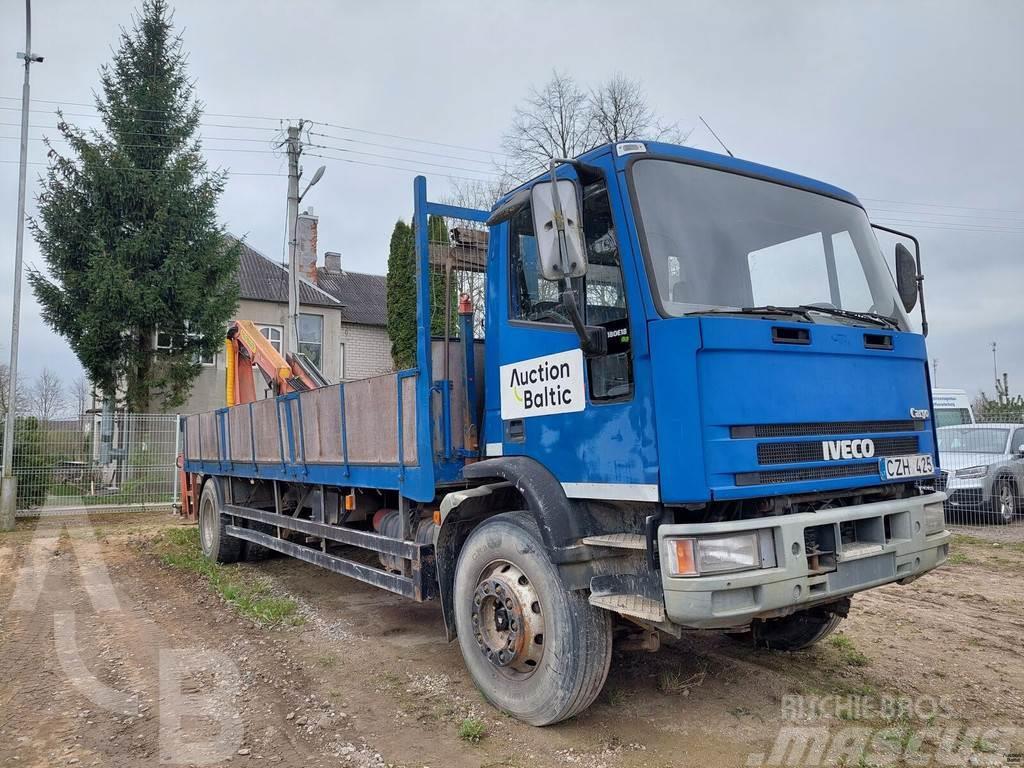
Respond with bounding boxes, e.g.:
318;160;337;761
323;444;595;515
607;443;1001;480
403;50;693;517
730;605;845;651
453;511;612;725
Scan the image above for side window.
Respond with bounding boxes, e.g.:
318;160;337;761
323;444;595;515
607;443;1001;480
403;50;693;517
508;205;567;324
1012;429;1024;454
583;183;633;401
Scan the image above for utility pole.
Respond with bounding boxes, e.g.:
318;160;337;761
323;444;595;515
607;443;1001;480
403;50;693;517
992;342;999;402
1;0;43;532
931;358;938;387
285;124;301;357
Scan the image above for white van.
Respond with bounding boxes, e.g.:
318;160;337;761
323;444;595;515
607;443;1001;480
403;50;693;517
932;388;975;427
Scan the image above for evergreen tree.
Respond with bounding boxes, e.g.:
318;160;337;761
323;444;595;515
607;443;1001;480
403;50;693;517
29;0;239;411
386;220;417;370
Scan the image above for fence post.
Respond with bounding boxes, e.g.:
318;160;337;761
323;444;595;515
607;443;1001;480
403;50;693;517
172;414;181;508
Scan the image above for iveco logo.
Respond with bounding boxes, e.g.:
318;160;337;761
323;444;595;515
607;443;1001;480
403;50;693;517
822;438;876;461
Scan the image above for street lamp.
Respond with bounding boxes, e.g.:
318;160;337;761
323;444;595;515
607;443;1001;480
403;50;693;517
288;164;326;358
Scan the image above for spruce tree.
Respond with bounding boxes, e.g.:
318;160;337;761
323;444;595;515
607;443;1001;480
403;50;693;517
29;0;239;411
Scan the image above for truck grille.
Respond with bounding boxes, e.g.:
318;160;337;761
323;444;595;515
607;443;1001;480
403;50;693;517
757;436;920;465
736;464;879;487
732;419;923;439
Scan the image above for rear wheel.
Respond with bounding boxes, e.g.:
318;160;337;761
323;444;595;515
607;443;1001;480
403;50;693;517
197;479;243;564
453;511;612;725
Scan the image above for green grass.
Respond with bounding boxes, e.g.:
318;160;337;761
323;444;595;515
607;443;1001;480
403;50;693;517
947;551;974;565
458;717;486;744
153;527;302;627
828;633;870;667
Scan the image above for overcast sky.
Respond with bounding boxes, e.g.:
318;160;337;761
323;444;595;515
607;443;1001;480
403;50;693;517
2;0;1022;403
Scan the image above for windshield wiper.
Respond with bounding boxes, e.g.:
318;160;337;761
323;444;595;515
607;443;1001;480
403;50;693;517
684;305;813;321
794;305;900;330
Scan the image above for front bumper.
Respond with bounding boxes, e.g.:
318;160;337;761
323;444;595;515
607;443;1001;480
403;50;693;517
658;492;950;629
942;475;994;511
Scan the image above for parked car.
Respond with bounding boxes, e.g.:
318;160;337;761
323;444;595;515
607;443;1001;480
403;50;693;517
937;424;1024;523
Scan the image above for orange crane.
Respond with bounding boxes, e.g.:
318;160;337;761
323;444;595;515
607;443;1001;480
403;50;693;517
178;320;328;520
224;319;327;406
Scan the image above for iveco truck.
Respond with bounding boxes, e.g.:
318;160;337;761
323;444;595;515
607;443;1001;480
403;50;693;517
181;140;950;725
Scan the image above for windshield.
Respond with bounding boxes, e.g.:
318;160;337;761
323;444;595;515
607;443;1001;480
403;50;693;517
935;408;973;427
937;427;1009;454
630;159;909;328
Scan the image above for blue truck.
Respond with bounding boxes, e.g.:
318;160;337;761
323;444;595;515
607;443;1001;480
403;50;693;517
182;140;951;726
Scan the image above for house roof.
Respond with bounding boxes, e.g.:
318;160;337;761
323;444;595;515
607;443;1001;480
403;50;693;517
316;267;387;326
233;237;341;309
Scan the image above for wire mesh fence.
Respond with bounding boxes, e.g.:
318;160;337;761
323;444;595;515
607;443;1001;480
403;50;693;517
1;413;179;517
933;411;1024;527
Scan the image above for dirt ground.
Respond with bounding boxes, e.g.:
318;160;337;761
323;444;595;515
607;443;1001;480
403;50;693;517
1;513;1022;768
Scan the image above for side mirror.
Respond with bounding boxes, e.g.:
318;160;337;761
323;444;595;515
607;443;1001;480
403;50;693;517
1016;445;1024;458
531;180;586;281
894;242;918;313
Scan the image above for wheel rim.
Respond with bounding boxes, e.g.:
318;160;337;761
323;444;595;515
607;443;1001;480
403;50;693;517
470;560;545;677
199;494;215;552
999;483;1015;520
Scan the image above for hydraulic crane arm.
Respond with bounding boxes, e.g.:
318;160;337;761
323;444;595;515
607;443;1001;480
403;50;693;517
224;320;323;405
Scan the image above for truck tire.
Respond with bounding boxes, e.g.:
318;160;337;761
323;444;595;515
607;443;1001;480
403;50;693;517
453;511;612;725
198;479;243;564
750;610;844;651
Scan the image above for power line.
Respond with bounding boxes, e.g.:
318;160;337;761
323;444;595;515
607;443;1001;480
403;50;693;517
0;94;290;123
0;158;286;176
311;120;504;158
302;152;495;185
307;129;495;166
861;196;1024;217
305;142;496;178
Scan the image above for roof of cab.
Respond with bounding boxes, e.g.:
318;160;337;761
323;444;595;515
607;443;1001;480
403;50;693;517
492;141;862;211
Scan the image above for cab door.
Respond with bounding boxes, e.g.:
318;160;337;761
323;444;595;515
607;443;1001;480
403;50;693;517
483;177;658;500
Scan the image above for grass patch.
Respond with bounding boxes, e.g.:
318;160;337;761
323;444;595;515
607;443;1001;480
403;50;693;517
828;633;870;667
152;527;302;627
947;551;974;565
458;716;486;743
657;667;707;696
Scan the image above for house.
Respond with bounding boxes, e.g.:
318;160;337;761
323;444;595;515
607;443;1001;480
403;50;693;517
177;213;393;414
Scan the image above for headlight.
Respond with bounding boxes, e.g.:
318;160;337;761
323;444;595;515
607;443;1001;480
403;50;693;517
954;465;989;479
663;531;776;577
923;502;946;535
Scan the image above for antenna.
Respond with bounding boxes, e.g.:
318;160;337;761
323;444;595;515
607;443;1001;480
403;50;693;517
699;115;734;158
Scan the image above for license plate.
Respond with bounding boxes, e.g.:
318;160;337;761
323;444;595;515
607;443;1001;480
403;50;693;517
881;453;935;480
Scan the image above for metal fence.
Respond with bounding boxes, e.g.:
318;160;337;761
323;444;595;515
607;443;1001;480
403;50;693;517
934;411;1024;527
1;413;179;517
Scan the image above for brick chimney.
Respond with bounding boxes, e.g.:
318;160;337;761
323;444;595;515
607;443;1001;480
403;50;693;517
296;207;319;284
324;251;342;273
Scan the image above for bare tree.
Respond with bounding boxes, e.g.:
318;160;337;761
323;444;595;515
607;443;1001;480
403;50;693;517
501;71;596;183
587;74;688;145
71;377;91;418
502;71;687;183
30;368;68;424
0;361;29;418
